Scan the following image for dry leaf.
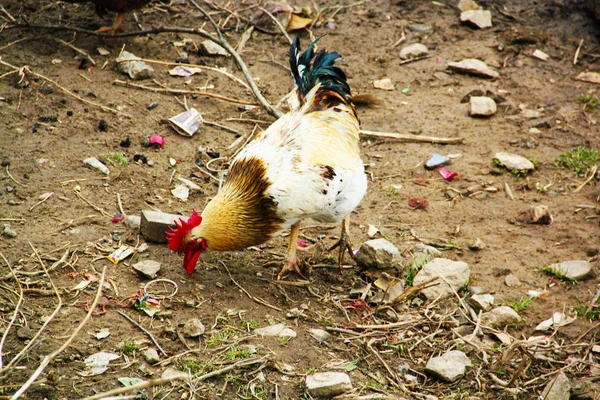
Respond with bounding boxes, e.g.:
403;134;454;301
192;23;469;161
286;14;313;31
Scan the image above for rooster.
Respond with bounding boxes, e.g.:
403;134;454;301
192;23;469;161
61;0;150;33
167;37;367;279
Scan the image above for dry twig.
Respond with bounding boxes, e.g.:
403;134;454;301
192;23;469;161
0;252;23;369
360;129;463;144
117;310;167;356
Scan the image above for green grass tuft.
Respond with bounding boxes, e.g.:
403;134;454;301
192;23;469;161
555;147;598;176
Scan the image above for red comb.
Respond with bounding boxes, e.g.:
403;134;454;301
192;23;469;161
166;209;202;252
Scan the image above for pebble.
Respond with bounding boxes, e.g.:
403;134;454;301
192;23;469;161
355;238;402;269
532;49;549;61
448;59;499;79
468;294;495;312
254;323;297;338
116;51;154;80
124;215;141;229
460;10;492;29
132;260;161;279
305;372;352;397
183;318;205;338
408;23;434;34
521;109;542;119
504;273;521;287
17;326;34;341
515;205;553;225
143;348;160;364
373;78;395;91
535;312;576;331
541;372;571;400
494;152;535;171
425;153;451;170
468;237;485;251
413;258;470;300
425;350;471;382
480;306;521;328
529;127;542;134
458;0;481;11
2;224;17;238
308;328;331;344
546;260;593;281
469;96;497;117
400;43;429;59
367;224;379;238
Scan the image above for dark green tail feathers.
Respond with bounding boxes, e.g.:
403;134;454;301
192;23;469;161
288;37;351;102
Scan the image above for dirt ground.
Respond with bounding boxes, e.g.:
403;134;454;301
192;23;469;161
1;0;600;399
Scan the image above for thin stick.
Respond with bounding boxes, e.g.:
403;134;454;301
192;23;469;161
115;57;250;90
117;311;167;356
11;265;107;400
222;263;283;312
352;320;415;330
81;372;188;400
55;38;96;66
574;38;584;65
258;7;293;44
573;165;597;193
74;189;109;216
398;55;431;66
194;356;269;382
360;129;463;144
504;182;515;200
0;5;15;22
113;79;257;106
5;165;28;187
116;193;125;215
7;23;283;118
29;192;53;211
0;37;30;52
0;59;132;119
0;252;23;369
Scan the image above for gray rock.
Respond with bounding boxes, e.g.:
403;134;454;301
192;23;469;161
355;238;401;269
124;215;141;229
460;10;492;29
132;260;161;279
17;326;34;341
254;323;297;338
504;273;521;287
469;96;497;117
306;372;352;397
143;348;160;364
183;318;205;338
494;152;535;171
2;224;17;238
116;51;154;80
400;43;429;59
425;350;471;382
480;306;521;328
458;0;481;11
413;243;442;258
469;237;485;251
541;372;571;400
547;260;593;281
308;328;331;344
469;294;495;312
448;59;499;79
521;109;542;119
413;258;470;300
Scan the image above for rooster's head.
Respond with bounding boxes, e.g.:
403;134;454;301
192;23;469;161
166;209;207;274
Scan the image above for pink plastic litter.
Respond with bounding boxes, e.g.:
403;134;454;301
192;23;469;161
149;135;165;147
438;167;458;180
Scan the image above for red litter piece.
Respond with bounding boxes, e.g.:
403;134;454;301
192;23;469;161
438;167;457;180
149;135;165;147
112;213;125;223
297;239;308;248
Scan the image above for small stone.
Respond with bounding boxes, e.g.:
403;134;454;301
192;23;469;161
355;238;401;269
306;372;352;397
515;205;553;225
480;306;521;328
535;312;576;331
469;96;497;117
373;78;395;90
532;49;549;61
448;59;499;79
504;273;521;287
2;225;17;238
408;23;434;34
161;367;186;379
468;294;494;312
132;260;161;279
521;109;542;119
460;10;492;29
116;51;154;80
400;43;429;59
413;258;470;300
201;40;229;56
17;326;34;340
469;237;485;251
529;127;542;134
183;318;205;338
541;372;571;400
547;260;593;281
494;152;535;171
254;323;296;338
425;153;451;170
367;224;379;238
458;0;481;11
143;348;160;364
413;243;442;258
425;350;471;382
308;328;331;344
124;215;141;229
576;71;600;84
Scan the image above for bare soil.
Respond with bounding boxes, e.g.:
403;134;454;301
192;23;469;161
0;0;599;399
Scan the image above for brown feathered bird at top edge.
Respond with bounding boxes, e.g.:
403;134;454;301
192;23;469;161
61;0;150;33
167;37;367;279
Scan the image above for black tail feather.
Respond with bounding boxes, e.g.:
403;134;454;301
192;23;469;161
288;37;351;102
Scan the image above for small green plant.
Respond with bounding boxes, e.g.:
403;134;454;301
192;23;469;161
384;186;401;197
106;152;128;166
245;320;260;330
121;339;139;356
279;336;290;346
543;265;578;284
555;146;598;176
176;358;204;374
580;90;600;111
225;346;252;360
492;158;533;178
445;239;459;250
206;327;237;348
305;365;318;374
404;253;431;287
573;296;600;320
506;296;535;313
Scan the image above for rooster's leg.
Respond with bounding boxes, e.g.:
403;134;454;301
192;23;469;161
96;12;125;34
277;221;304;280
329;216;355;271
